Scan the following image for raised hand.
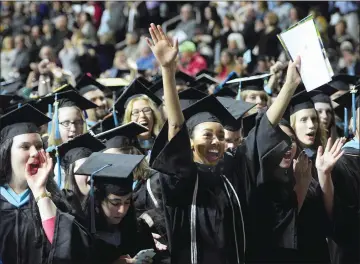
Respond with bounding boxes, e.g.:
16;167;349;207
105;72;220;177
284;56;301;89
293;150;312;186
316;138;345;174
146;23;178;68
25;149;53;197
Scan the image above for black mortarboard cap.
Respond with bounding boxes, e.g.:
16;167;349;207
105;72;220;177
196;69;217;77
227;73;272;92
75;152;145;233
214;86;238;98
195;74;219;86
148;80;164;99
190;83;209;93
308;84;338;104
137;76;153;88
96;121;148;149
0;79;23;94
52;84;78;94
116;69;131;78
329;74;360;91
176;71;196;86
114;79;162;115
57;132;106;166
178;88;207;100
284;90;315;121
34;90;98;113
89;113;119;134
216;96;256;131
182;95;235;133
0;104;51;142
76;74;112;96
0;94;23;111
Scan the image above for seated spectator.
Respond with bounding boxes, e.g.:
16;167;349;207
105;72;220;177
215;50;244;81
59;37;82;79
42;20;57;48
27;2;42;27
101;50;131;78
78;12;97;44
256;12;281;60
331;20;354;51
1;36;17;81
227;33;246;56
173;4;197;42
29;25;44;62
339;41;360;75
136;38;156;71
178;41;207;76
54;15;72;54
12;34;30;80
123;31;141;62
219;13;236;49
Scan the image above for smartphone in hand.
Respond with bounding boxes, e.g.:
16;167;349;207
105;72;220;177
133;249;156;263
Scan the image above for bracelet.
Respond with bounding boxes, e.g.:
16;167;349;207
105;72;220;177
35;191;52;203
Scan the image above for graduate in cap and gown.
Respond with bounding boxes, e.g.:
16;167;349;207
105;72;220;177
329;88;360;264
0;104;93;264
97;122;170;263
146;23;303;264
75;152;156;264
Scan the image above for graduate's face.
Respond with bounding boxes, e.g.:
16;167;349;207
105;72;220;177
73;158;90;196
294;109;319;148
245;91;267;110
83;89;108;120
224;129;242;150
279;125;297;168
58;107;84;143
191;122;226;166
11;133;43;182
314;102;332;129
102;193;132;225
130;100;154;140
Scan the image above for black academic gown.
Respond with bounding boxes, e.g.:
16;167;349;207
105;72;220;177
329;147;360;264
150;113;297;264
0;195;92;264
133;171;170;263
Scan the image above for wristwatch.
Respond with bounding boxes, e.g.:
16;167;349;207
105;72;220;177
35;191;52;203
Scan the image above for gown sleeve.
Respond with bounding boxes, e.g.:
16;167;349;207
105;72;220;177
149;122;197;206
236;111;291;186
330;155;359;247
48;210;93;264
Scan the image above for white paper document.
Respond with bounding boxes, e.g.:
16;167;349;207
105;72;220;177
278;18;334;91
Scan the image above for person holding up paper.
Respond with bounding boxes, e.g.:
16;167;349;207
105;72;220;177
278;16;334;91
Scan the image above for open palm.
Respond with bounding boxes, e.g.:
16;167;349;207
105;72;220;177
316;138;345;174
25;150;53;195
146;23;178;68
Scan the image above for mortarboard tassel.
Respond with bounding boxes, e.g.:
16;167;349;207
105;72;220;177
351;89;356;134
18;103;22;109
344;107;348;138
112;90;119;127
236;81;242;101
53;93;61;140
47;103;53;135
83;110;88;119
55;147;62;188
214;71;237;94
90;164;112;234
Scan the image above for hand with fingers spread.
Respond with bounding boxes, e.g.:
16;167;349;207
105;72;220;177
146;23;179;69
25;149;53;197
152;233;168;251
316;138;345;175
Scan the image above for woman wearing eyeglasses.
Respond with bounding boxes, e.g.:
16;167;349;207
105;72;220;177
122;95;164;155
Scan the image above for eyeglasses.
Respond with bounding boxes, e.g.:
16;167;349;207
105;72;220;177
131;107;152;118
59;120;84;129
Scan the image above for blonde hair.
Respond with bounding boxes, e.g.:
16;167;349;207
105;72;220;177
290;111;327;149
48;106;88;147
2;36;14;50
122;95;164;137
240;90;271;107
